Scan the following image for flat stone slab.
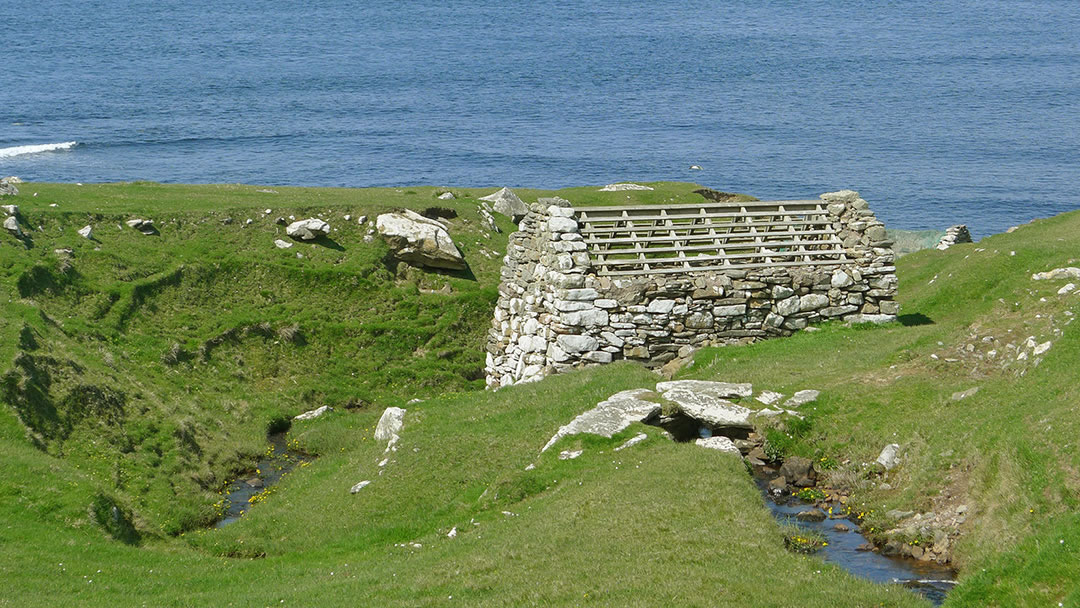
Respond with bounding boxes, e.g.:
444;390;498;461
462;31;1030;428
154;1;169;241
655;380;753;429
694;436;740;454
784;389;820;408
541;389;660;452
654;380;752;399
755;391;784;405
599;183;654;191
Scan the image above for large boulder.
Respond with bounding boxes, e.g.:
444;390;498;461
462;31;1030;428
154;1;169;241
479;187;528;223
542;389;660;452
376;211;466;270
4;216;22;237
375;407;406;443
0;177;18;197
779;456;816;486
286;218;330;240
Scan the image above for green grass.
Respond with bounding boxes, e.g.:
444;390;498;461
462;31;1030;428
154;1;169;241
1;181;1078;606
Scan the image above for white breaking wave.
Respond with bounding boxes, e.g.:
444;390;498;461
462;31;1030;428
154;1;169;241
0;141;78;158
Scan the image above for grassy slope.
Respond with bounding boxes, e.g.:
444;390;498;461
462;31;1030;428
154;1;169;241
0;181;1077;606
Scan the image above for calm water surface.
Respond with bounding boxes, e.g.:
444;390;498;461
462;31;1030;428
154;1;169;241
2;1;1079;237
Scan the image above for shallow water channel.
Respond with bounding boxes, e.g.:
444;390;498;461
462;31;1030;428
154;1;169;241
216;432;312;527
755;477;957;605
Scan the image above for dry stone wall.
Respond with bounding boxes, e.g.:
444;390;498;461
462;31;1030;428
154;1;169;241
485;190;898;389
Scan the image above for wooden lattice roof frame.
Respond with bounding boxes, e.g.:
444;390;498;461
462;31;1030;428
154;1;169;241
575;200;849;277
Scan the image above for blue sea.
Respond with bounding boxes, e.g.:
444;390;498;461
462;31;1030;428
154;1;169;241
2;1;1078;237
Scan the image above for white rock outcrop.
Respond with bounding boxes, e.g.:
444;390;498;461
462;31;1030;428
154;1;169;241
286;218;330;240
541;389;660;452
784;390;820;408
375;407;407;444
294;405;332;421
479;187;528;222
4;216;22;236
126;218;155;234
77;225;93;239
876;443;902;470
376;211;466;270
1032;267;1080;281
274;239;293;249
694;436;741;454
0;178;18;197
599;183;654;192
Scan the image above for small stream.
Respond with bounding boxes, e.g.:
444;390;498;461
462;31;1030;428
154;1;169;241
755;476;957;605
216;432;312;527
652;412;957;604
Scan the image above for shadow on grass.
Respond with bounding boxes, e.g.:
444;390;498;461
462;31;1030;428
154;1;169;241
310;235;345;251
381;251;477;281
898;313;934;326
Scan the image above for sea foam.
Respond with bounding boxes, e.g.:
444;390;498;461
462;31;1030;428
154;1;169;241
0;141;78;158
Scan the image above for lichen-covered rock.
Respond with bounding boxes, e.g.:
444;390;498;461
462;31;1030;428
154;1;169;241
376;211;466;270
656;381;753;429
694;436;740;454
541;389;660;452
655;380;752;399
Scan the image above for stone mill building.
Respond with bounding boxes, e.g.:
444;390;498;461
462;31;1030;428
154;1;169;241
485;190;899;389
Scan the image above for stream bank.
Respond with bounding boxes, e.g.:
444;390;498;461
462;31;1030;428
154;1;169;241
216;432;312;527
753;473;957;605
649;410;957;605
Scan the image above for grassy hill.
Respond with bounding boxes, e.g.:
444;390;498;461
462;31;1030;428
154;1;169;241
0;182;1077;606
